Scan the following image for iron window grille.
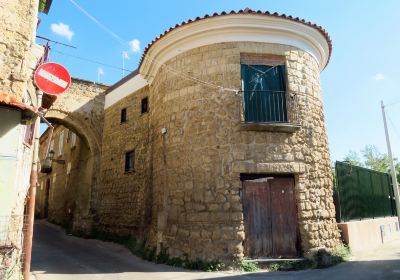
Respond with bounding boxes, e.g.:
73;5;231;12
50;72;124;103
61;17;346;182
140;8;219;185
141;97;148;114
125;150;135;172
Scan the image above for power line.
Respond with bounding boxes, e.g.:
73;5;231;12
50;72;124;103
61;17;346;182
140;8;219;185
386;100;400;107
52;49;133;72
66;0;330;101
387;112;400;143
67;0;238;93
36;35;77;49
68;0;126;46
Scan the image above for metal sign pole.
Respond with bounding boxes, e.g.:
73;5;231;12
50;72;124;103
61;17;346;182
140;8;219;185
23;89;43;280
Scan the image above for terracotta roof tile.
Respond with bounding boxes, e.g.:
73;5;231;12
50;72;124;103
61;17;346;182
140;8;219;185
0;92;36;113
138;9;332;69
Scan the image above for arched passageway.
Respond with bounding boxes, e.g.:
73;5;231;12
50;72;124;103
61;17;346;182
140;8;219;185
36;78;107;233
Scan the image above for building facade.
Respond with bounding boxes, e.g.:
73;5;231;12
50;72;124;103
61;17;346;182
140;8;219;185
36;124;91;231
97;10;341;262
36;77;108;234
0;0;51;278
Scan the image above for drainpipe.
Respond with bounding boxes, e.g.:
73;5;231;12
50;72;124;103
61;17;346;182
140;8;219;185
23;89;43;280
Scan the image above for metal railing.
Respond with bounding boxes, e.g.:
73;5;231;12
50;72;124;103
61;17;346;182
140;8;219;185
239;90;299;124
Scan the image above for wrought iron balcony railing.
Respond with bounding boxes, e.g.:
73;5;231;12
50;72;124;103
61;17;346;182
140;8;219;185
239;90;299;125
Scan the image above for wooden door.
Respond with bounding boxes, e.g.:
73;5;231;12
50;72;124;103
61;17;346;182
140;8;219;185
242;176;298;258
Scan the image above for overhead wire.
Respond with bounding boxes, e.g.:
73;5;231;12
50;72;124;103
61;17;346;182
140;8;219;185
68;0;126;46
67;0;239;93
386;100;400;108
67;0;327;102
387;112;400;143
51;49;133;72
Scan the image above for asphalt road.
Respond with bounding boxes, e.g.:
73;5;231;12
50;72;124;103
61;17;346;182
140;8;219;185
31;220;400;280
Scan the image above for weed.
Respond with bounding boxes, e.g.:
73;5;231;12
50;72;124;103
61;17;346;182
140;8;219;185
268;263;280;272
236;258;259;272
67;227;224;272
333;244;351;262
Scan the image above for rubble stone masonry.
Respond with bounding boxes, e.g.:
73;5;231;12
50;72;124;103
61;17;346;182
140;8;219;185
99;41;341;262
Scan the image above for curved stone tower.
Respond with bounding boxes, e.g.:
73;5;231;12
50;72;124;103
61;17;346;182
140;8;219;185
100;9;341;262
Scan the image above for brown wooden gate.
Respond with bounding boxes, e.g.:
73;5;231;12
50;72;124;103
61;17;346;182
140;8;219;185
242;176;299;258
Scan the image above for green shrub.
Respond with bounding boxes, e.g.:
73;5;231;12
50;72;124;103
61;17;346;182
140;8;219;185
236;258;259;272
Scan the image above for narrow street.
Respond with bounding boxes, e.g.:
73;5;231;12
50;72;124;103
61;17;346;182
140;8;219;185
31;220;400;280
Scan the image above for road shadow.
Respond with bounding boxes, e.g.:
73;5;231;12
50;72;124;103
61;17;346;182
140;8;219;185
31;220;188;274
32;221;400;280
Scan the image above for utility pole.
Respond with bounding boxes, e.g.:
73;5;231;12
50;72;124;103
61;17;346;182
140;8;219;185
381;100;400;222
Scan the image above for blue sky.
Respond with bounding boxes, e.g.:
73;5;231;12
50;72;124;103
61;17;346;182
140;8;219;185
37;0;400;162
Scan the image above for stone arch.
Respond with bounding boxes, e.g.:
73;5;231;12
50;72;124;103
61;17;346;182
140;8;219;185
42;78;107;232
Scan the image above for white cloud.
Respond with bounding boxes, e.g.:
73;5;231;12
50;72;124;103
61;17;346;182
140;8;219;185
129;39;141;53
51;22;74;41
122;51;130;60
372;73;385;81
97;67;104;76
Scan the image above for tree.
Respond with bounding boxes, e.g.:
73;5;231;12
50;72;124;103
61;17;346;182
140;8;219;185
343;145;400;183
361;145;389;172
343;150;363;167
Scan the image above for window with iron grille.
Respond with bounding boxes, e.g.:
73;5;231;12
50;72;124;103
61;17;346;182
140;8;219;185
141;97;148;114
241;55;287;123
121;108;127;123
125;150;135;172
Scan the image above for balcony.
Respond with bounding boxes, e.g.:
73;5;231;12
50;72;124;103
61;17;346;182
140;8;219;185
239;90;301;133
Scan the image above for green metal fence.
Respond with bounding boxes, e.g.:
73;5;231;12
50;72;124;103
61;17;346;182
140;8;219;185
334;161;397;222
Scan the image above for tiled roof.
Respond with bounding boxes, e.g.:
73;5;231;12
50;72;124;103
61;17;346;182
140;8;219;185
139;8;332;67
0;92;36;113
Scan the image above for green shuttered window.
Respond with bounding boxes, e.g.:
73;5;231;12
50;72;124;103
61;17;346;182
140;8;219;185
241;64;288;123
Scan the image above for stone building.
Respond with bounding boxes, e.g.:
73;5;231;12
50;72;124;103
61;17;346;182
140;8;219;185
0;0;52;278
36;77;108;233
97;9;341;262
36;124;90;230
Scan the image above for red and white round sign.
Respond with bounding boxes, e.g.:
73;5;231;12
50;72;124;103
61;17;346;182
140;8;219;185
34;62;71;95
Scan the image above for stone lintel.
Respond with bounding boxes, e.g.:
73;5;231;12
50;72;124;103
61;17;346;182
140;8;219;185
233;161;306;174
238;122;301;133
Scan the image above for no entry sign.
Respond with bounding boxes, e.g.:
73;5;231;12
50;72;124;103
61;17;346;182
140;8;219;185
34;62;71;95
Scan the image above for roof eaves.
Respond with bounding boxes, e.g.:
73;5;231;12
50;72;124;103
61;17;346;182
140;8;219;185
138;9;332;67
104;69;140;95
0;92;36;113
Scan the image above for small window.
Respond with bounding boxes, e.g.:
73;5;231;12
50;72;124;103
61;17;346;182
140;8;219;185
121;108;127;123
141;97;148;114
125;150;135;172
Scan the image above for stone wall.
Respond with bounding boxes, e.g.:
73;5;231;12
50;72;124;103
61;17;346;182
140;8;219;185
0;0;41;105
43;78;108;231
0;1;42;279
37;124;92;233
97;86;152;236
99;41;340;262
